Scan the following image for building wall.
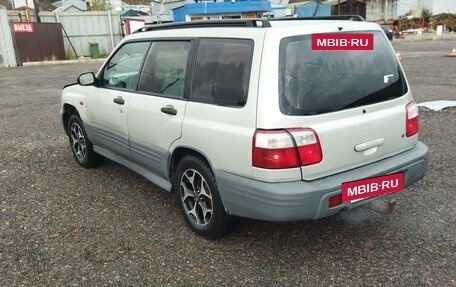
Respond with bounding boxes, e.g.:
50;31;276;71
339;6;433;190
172;0;271;22
150;0;182;22
8;8;37;22
365;0;396;21
295;2;330;17
331;0;366;19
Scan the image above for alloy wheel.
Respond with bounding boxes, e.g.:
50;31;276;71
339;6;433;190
70;122;87;162
179;169;213;226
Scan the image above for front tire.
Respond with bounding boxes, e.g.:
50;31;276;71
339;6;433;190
67;114;103;168
174;155;232;239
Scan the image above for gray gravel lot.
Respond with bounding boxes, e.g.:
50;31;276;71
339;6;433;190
1;40;455;286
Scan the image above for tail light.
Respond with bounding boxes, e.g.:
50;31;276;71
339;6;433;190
288;128;323;166
406;101;419;137
252;128;322;169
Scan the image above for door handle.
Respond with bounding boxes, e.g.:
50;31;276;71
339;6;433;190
161;105;177;115
354;138;385;152
113;97;125;105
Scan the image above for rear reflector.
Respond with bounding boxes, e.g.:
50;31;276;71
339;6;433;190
252;128;322;169
329;194;342;208
406;101;419;137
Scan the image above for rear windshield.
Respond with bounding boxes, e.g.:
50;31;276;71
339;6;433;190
279;31;408;116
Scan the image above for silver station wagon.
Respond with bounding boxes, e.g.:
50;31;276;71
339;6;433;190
61;17;428;238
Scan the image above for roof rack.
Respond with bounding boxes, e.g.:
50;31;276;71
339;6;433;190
133;16;364;33
270;15;365;22
134;19;271;33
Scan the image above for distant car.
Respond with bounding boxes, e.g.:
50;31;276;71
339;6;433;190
381;24;393;40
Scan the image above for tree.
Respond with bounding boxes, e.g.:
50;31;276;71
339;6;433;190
33;0;41;22
90;0;110;11
0;0;13;9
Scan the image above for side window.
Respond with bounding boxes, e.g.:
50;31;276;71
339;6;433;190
102;42;150;90
192;39;253;107
138;41;192;99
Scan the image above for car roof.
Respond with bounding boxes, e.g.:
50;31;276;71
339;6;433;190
124;17;382;42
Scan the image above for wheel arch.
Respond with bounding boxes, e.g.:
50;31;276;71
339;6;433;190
62;104;80;135
168;146;216;191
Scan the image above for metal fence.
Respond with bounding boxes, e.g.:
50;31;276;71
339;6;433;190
0;7;17;67
39;11;123;57
8;10;123;58
14;22;66;63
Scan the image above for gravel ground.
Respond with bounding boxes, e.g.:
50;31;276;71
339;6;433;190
0;40;455;286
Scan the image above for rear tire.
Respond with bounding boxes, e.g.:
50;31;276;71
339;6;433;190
174;155;232;239
67;114;103;168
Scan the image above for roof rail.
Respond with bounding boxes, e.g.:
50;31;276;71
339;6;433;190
270;15;365;22
134;19;271;33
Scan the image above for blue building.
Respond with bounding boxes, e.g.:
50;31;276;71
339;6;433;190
291;1;330;17
172;0;272;22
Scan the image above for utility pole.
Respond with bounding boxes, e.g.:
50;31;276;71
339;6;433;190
384;0;388;21
25;0;29;21
33;0;41;22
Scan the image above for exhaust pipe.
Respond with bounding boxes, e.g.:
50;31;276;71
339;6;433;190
364;198;396;214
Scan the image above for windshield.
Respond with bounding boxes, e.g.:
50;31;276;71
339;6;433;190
279;31;408;116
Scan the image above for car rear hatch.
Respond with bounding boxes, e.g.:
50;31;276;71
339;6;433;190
256;29;419;181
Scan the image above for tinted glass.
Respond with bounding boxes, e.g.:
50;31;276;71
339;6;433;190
279;31;408;115
192;39;253;107
102;42;150;90
138;41;192;98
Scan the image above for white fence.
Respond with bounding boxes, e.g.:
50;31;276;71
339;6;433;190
7;10;124;58
39;11;123;57
0;6;17;67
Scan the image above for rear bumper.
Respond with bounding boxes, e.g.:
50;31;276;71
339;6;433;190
216;141;428;222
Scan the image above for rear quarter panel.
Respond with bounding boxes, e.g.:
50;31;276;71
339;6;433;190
169;29;266;179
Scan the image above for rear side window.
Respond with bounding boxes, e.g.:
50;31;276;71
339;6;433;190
192;39;253;107
279;31;408;116
138;41;192;99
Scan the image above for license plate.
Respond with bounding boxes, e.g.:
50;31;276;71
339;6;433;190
341;173;404;203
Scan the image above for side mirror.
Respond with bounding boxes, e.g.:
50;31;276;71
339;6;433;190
77;72;96;86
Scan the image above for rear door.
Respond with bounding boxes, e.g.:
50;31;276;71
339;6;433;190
127;40;193;179
276;31;417;180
